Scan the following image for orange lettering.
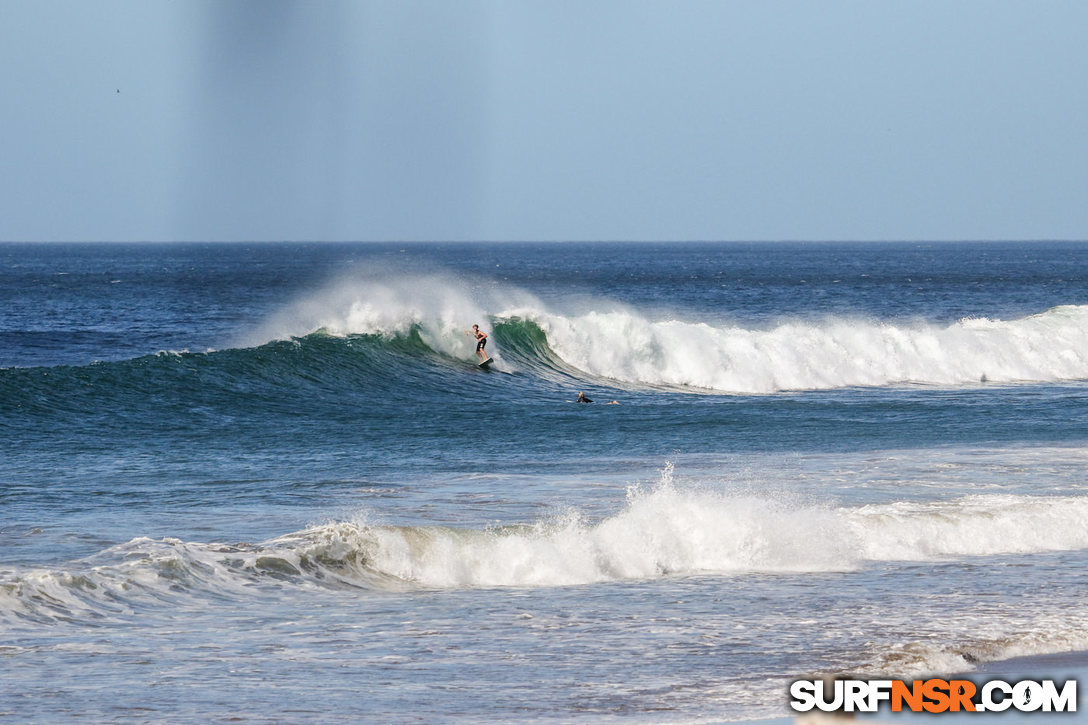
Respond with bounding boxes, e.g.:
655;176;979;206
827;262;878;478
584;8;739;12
922;679;951;713
891;678;977;713
949;679;977;712
892;680;923;712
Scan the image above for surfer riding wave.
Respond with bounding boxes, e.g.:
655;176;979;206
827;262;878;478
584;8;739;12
466;324;489;363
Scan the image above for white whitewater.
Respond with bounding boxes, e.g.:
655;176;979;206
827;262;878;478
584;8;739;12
247;273;1088;392
525;304;1088;393
7;480;1088;617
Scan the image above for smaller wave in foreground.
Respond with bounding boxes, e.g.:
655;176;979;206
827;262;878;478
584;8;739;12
6;478;1088;624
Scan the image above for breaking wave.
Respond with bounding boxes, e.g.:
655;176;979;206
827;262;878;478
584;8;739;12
244;274;1088;392
6;475;1088;624
519;304;1088;393
7;270;1088;396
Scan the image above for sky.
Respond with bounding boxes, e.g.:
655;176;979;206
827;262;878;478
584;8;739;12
1;0;1086;242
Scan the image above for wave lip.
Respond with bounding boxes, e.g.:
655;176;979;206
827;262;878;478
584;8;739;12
7;483;1088;624
0;484;856;626
352;489;853;589
340;490;1088;588
848;493;1088;561
22;268;1081;396
525;304;1088;393
8;268;1088;395
242;272;544;369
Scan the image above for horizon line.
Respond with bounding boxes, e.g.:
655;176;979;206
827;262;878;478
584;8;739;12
2;238;1087;245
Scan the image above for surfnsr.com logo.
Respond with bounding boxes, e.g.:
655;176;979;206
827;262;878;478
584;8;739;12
790;678;1077;714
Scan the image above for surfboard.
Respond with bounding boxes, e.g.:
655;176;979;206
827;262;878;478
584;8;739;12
478;357;493;368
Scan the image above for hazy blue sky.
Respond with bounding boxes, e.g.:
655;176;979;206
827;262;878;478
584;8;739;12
1;1;1086;242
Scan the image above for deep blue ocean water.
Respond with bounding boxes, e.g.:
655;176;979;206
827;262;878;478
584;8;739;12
2;242;1088;722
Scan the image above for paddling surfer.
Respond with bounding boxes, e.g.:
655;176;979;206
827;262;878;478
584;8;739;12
466;324;488;361
577;392;618;404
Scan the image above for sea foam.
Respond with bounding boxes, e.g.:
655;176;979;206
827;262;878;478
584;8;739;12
247;272;1088;392
523;304;1088;393
6;481;1088;624
243;272;539;365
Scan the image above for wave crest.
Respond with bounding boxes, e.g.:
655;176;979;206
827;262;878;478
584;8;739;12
6;482;1088;623
242;272;1088;392
524;304;1088;392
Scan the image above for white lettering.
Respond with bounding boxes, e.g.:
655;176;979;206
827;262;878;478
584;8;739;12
789;681;817;712
816;680;843;712
1013;681;1043;712
867;680;894;711
1040;680;1077;712
981;680;1012;712
843;680;867;712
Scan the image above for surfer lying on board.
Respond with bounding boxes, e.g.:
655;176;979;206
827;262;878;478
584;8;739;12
577;392;619;404
466;324;488;360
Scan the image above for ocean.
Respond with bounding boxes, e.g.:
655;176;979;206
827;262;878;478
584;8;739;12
2;241;1087;722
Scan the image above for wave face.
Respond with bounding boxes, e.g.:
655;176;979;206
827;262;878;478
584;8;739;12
6;268;1087;397
7;244;1088;723
7;478;1088;623
249;272;1088;392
